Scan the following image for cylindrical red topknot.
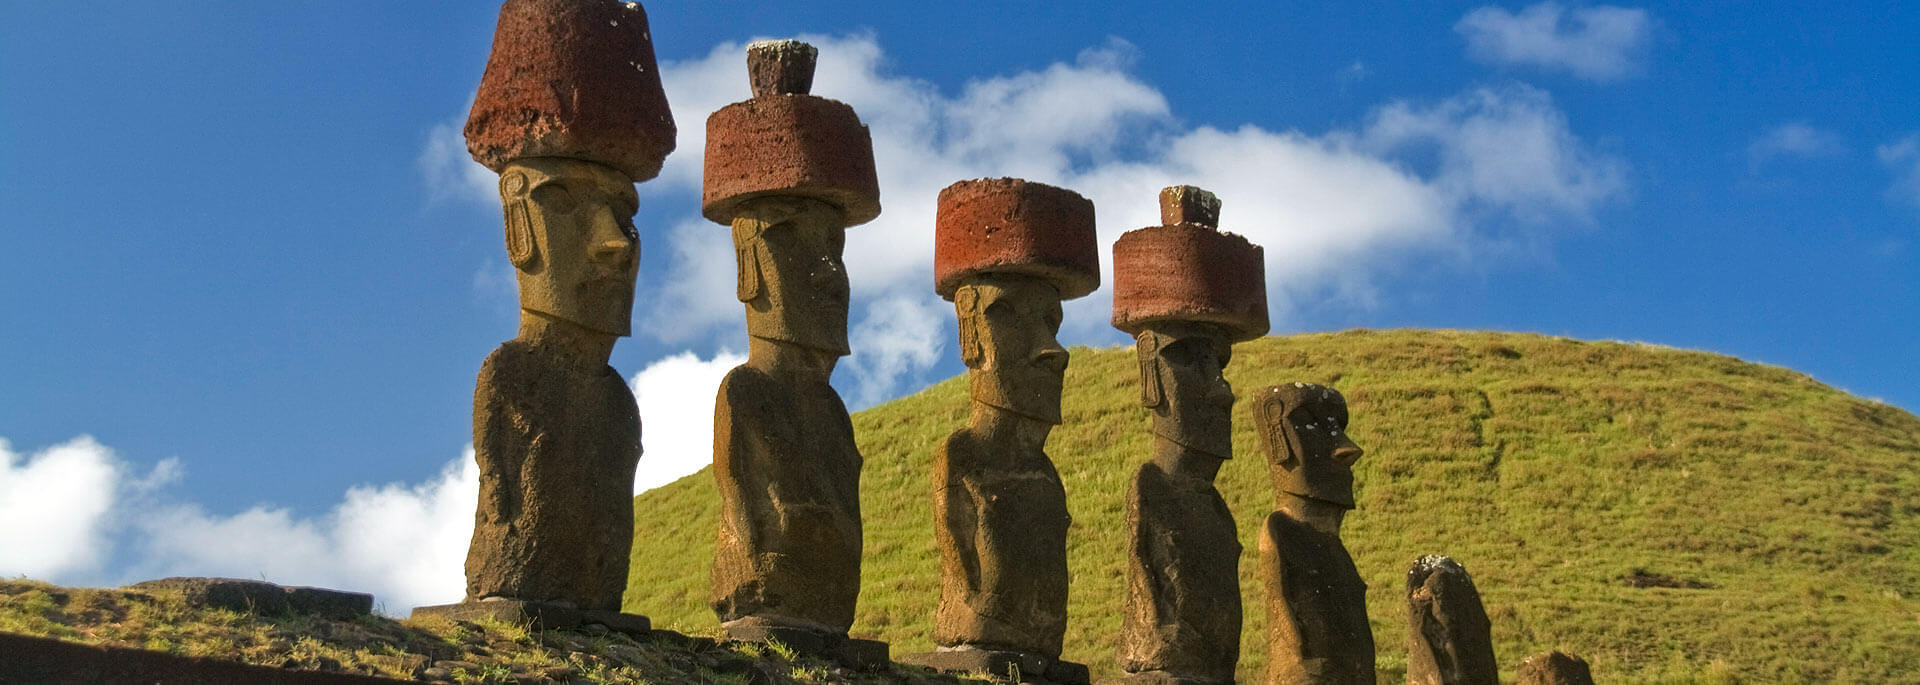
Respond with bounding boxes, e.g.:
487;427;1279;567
748;40;817;97
1112;188;1268;341
463;0;676;183
934;178;1100;301
702;42;880;226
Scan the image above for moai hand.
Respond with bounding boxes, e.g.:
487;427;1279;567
1110;186;1268;685
1407;555;1499;685
1254;384;1375;685
702;39;887;668
437;0;672;622
899;179;1098;684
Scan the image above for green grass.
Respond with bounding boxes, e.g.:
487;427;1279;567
626;329;1920;684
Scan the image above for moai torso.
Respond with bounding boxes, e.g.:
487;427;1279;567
1111;186;1269;684
456;0;673;613
701;40;880;638
1254;383;1375;685
927;179;1099;662
1406;555;1499;685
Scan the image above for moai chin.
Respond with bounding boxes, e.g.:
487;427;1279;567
703;39;886;666
1406;555;1499;685
897;179;1099;685
1254;383;1376;685
1109;186;1268;685
422;0;672;625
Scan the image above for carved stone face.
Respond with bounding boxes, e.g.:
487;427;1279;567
1138;324;1235;460
1255;383;1362;508
955;274;1068;425
499;157;640;337
733;197;851;357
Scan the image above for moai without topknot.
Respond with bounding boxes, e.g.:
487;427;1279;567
415;0;673;632
1515;651;1595;685
1109;186;1269;684
702;39;887;667
1253;383;1376;685
897;178;1099;685
1406;555;1499;685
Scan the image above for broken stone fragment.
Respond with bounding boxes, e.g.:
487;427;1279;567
748;39;818;97
1515;651;1595;685
934;178;1100;300
1406;555;1499;685
703;40;880;226
463;0;676;182
1111;186;1268;342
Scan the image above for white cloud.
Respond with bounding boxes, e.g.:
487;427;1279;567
843;294;949;409
1878;134;1920;213
1456;2;1651;81
428;32;1625;408
418;104;496;206
1;437;139;580
1750;123;1845;168
629;349;746;491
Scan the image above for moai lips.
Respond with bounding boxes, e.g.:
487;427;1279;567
934;178;1100;300
1112;186;1269;342
464;0;675;183
703;40;880;226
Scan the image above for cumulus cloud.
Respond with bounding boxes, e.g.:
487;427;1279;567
418;103;496;206
1878;134;1920;213
630;349;746;491
0;437;165;580
425;32;1625;409
1750;123;1845;169
1456;2;1651;81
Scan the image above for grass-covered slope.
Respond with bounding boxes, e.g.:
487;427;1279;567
627;329;1920;683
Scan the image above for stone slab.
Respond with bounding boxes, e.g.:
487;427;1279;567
129;577;372;619
0;632;412;684
409;599;651;637
1097;672;1229;685
899;648;1089;684
722;621;890;670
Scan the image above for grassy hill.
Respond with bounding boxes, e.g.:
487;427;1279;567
626;329;1920;683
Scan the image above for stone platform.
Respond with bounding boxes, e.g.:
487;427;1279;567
410;599;651;637
721;618;891;670
898;646;1091;684
130;577;373;619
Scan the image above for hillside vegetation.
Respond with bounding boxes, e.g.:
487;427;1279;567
626;329;1920;683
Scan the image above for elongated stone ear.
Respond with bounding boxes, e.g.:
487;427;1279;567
732;222;763;303
954;285;984;368
501;171;537;269
1258;392;1298;469
1135;330;1164;409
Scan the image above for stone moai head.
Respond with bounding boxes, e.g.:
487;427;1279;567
1113;186;1269;460
463;0;675;340
935;178;1100;425
703;40;880;358
1254;383;1363;509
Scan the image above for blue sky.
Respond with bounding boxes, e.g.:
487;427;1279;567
2;2;1914;612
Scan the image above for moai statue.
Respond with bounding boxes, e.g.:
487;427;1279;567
1254;383;1375;685
1109;186;1269;685
702;40;886;666
415;0;673;632
1406;555;1499;685
1515;651;1595;685
897;179;1099;685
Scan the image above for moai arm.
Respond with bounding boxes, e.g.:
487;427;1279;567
932;434;986;607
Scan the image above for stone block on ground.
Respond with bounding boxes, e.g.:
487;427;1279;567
722;620;890;670
409;598;652;637
1516;651;1595;685
899;647;1089;684
129;577;372;619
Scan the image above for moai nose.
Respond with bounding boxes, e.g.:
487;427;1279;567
1333;442;1364;467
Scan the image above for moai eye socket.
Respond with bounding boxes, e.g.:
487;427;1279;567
533;183;578;214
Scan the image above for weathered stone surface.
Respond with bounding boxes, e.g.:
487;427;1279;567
464;0;675;182
1515;651;1595;685
1114;316;1249;682
1253;383;1373;685
720;617;890;669
704;41;879;226
934;178;1100;300
1158;185;1220;228
129;577;372;619
1111;187;1267;342
747;39;817;97
465;156;642;613
711;195;866;644
0;632;412;684
409;598;651;637
1406;555;1499;685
